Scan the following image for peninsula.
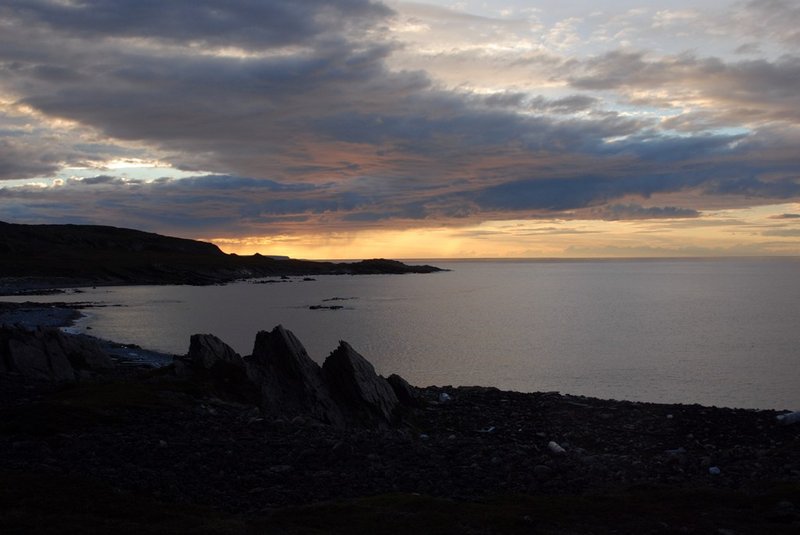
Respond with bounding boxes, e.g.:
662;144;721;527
0;221;442;294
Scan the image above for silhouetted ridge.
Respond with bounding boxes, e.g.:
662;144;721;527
0;221;442;288
0;221;224;256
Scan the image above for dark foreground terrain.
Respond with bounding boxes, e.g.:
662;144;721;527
1;306;799;534
0;221;442;294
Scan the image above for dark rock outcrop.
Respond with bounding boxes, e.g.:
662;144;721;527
323;341;398;426
387;373;420;407
246;326;344;426
186;333;242;370
174;334;257;403
172;326;403;428
0;325;112;381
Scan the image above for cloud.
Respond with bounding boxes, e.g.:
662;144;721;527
770;213;800;219
77;175;127;185
563;242;774;258
704;176;800;199
0;138;63;180
734;42;762;55
478;93;597;114
0;0;799;241
762;229;800;237
736;0;800;47
597;204;700;220
4;0;391;48
568;51;800;125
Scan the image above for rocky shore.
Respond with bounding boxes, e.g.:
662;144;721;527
1;306;799;533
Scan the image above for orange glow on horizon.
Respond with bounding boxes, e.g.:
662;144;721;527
206;204;800;260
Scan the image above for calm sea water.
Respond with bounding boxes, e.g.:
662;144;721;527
8;258;800;410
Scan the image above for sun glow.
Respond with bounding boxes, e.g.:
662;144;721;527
208;204;800;260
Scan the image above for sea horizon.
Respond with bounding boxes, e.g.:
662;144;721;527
7;257;799;411
304;255;800;264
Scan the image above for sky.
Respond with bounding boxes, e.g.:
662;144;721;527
1;0;799;259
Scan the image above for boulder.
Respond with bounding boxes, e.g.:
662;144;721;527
322;341;398;425
173;334;257;403
55;330;114;372
185;333;243;370
387;373;420;407
0;326;112;382
7;333;74;382
171;326;411;428
246;325;344;426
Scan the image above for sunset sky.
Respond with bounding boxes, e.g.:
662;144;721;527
1;0;799;258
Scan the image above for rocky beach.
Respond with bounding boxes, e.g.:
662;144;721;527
1;301;799;534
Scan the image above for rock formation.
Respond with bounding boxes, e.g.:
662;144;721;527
0;325;113;381
246;326;345;426
0;321;416;428
323;341;398;425
174;325;412;428
187;333;243;370
174;334;256;403
387;373;420;407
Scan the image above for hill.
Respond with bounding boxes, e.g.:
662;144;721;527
0;221;441;291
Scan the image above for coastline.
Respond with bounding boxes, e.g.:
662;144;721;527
0;261;446;297
1;302;799;533
0;301;174;368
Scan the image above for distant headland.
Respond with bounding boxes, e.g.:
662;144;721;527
0;221;442;294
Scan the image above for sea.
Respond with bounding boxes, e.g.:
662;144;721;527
8;258;800;410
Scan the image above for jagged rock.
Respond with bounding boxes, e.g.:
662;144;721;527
171;326;412;428
322;341;398;425
246;325;344;426
57;331;114;372
173;334;257;403
186;333;243;370
0;326;112;382
7;333;74;382
387;373;420;407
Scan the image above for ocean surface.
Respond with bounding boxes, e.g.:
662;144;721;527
9;258;800;410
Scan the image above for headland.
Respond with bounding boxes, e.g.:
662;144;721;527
0;221;442;296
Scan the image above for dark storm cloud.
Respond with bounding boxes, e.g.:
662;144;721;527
0;0;799;235
704;176;800;198
479;93;597;114
0;139;62;180
468;144;800;214
0;173;359;234
0;0;657;184
78;175;126;185
168;175;319;192
4;0;391;48
467;172;706;213
600;133;744;162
